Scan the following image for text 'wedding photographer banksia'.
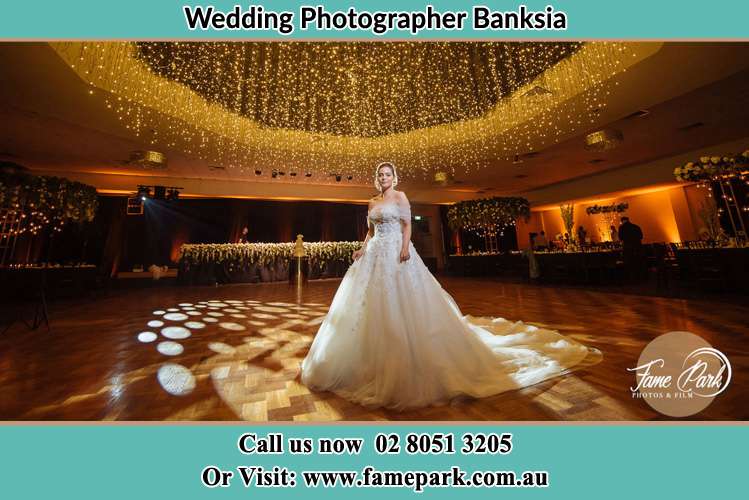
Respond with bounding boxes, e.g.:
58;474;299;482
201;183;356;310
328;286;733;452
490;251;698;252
182;5;568;35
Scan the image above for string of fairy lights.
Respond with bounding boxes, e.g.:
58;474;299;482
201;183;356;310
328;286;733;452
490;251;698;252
50;41;634;183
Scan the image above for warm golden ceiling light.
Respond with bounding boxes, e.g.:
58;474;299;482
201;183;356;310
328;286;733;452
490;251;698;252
584;128;623;152
126;150;168;169
51;41;637;180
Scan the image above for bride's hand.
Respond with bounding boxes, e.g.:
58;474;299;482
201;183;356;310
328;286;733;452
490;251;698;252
352;248;365;261
399;247;410;263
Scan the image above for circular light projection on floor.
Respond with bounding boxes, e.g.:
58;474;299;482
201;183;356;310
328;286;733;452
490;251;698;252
167;308;180;312
186;311;202;316
203;317;219;323
208;342;236;354
163;312;189;321
249;320;267;326
219;322;246;331
157;341;184;356
137;331;158;343
252;313;278;320
226;300;243;304
147;320;164;328
207;312;224;317
230;314;247;319
236;306;250;311
161;326;191;339
157;363;195;396
184;321;206;329
208;302;229;308
152;310;166;315
224;308;240;313
178;303;193;307
181;306;196;311
254;306;289;313
195;305;207;309
269;302;295;307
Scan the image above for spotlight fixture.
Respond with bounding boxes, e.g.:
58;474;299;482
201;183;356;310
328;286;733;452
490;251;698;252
278;171;285;176
305;172;312;177
347;175;353;181
271;170;278;179
137;185;151;200
289;172;297;177
153;185;166;200
166;188;180;201
335;175;342;182
254;169;262;176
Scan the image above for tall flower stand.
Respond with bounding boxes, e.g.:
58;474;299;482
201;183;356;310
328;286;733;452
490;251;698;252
289;256;309;286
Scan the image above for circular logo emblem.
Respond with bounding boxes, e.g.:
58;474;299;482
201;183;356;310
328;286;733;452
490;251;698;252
628;331;732;417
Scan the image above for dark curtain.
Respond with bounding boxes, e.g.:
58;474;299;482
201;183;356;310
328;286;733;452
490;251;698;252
31;196;368;271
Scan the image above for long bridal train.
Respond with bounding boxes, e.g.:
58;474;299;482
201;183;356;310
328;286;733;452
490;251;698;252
301;201;601;411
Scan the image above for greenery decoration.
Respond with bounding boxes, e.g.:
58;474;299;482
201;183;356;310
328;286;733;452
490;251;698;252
179;241;363;270
446;196;530;236
559;204;575;240
0;167;98;235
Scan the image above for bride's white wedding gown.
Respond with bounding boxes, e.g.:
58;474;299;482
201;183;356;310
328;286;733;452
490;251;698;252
301;199;597;410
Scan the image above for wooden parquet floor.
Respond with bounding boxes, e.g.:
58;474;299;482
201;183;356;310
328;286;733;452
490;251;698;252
1;277;746;421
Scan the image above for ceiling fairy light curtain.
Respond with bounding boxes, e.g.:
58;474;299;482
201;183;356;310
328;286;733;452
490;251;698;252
50;41;640;183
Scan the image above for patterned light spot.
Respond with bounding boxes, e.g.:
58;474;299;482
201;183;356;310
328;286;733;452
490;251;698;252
163;312;189;321
224;308;240;313
161;326;191;340
147;320;164;328
249;321;266;326
219;322;246;331
152;310;166;316
167;308;179;312
252;313;278;319
178;303;193;307
195;304;207;309
207;311;224;317
157;364;195;396
181;306;196;311
211;366;230;380
157;341;184;356
184;321;205;329
203;317;219;323
186;311;201;316
208;342;236;354
137;331;157;343
254;306;288;313
231;313;247;319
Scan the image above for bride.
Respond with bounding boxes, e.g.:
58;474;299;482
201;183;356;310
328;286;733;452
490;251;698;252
301;162;597;410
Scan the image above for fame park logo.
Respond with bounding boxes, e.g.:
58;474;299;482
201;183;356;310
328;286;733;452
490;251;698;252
627;331;732;417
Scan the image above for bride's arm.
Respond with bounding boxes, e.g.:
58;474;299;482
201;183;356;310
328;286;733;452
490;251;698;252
399;192;412;262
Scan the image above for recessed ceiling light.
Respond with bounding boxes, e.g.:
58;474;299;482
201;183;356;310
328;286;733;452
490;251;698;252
624;109;650;119
677;121;705;131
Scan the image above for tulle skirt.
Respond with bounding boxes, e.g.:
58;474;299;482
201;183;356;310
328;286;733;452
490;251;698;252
300;233;599;410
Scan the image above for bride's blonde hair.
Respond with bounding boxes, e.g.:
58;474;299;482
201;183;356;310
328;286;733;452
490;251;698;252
374;161;398;192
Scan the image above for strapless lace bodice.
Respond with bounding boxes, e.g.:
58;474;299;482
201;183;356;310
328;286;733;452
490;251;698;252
368;203;403;238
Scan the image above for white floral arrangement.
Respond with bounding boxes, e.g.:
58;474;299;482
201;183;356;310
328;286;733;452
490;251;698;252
179;241;363;269
674;150;749;182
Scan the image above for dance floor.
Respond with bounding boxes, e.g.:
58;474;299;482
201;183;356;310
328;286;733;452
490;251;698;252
1;277;746;421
